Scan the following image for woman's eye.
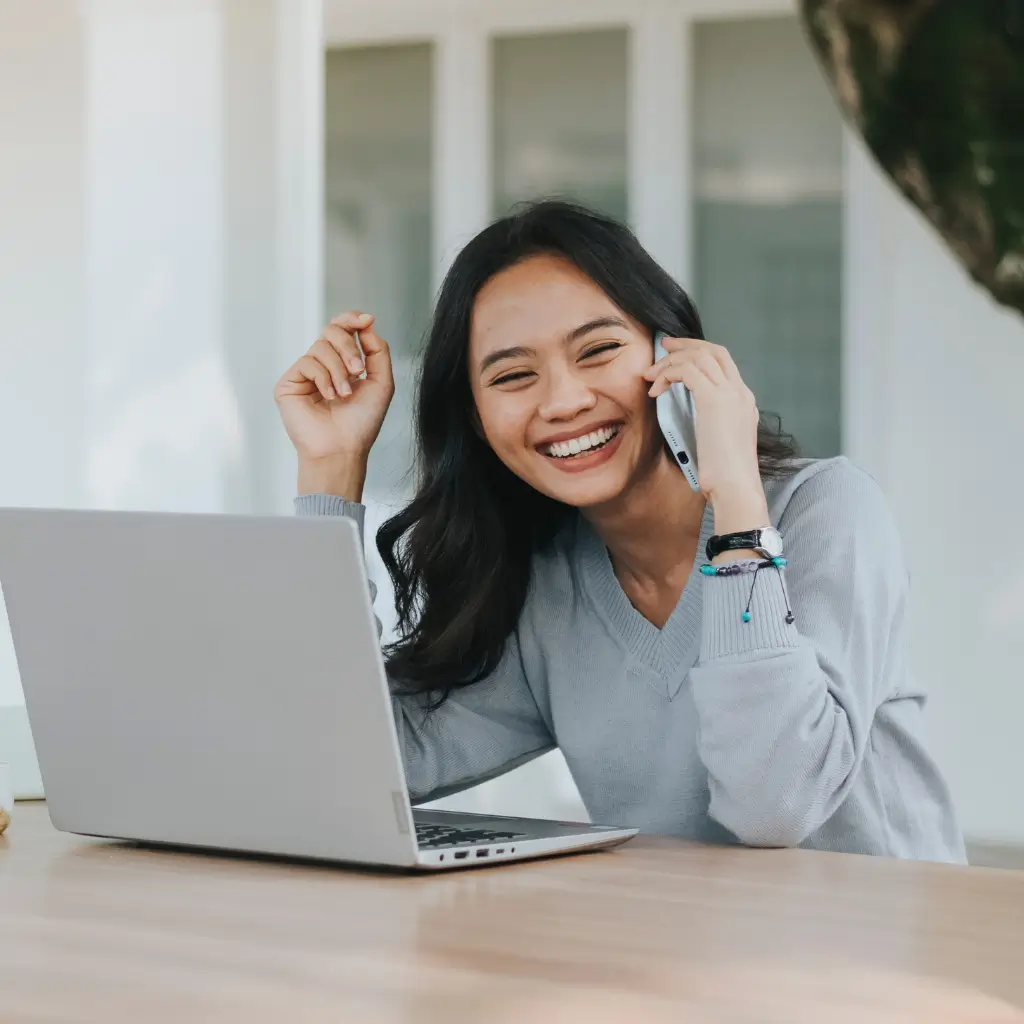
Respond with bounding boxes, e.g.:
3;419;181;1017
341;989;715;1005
489;343;620;386
491;371;533;386
581;342;621;360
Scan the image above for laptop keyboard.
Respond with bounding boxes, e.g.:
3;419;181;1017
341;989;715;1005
415;822;528;850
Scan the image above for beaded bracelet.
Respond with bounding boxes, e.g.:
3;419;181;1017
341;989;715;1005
699;556;795;625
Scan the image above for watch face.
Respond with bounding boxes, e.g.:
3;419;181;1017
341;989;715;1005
758;527;784;557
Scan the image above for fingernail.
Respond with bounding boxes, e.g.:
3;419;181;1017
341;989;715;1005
358;313;372;323
350;358;364;373
339;381;352;396
325;386;336;400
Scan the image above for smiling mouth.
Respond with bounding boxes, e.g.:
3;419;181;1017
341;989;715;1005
540;424;622;460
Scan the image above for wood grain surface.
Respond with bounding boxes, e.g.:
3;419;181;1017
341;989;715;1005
3;802;1024;1022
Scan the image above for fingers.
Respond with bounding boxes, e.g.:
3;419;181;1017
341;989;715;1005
643;337;740;396
351;320;394;393
643;336;700;381
329;310;375;334
288;354;336;401
645;353;724;397
705;342;742;384
326;311;374;371
651;349;723;384
273;368;318;402
324;311;394;389
276;310;394;406
310;338;353;397
327;311;383;377
648;360;713;399
690;349;727;385
322;325;365;379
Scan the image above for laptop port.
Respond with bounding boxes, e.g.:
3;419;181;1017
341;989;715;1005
476;849;489;858
454;851;468;860
495;848;504;854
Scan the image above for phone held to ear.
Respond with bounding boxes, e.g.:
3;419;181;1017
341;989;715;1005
653;331;700;492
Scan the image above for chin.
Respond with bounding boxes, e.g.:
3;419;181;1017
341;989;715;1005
544;476;631;510
526;429;640;508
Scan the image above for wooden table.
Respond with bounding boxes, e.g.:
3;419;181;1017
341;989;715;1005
3;802;1024;1023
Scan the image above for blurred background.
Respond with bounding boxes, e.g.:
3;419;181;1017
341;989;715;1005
1;0;1022;862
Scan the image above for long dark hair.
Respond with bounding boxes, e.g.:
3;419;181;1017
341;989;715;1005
376;199;798;701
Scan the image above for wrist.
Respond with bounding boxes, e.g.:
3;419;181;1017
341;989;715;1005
297;453;367;502
711;547;761;566
709;484;770;536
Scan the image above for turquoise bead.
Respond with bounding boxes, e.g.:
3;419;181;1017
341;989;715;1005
772;557;787;567
700;565;717;576
742;611;752;623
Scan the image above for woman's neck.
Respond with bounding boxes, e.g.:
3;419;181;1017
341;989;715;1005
583;452;706;589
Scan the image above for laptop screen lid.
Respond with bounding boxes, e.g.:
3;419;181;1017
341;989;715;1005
0;508;419;866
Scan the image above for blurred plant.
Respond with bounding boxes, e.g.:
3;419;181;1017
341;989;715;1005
801;0;1024;317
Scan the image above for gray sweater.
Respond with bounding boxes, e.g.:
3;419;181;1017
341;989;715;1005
296;456;965;863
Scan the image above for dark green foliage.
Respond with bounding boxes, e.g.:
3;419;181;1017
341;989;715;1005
801;0;1024;317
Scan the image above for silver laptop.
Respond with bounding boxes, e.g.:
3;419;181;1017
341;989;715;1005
0;507;636;870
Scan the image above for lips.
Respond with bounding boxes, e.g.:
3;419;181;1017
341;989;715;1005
538;423;626;474
539;423;622;459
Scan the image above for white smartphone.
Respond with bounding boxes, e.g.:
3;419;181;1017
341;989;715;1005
653;331;700;492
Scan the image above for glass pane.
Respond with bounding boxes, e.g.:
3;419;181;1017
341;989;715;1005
493;30;628;220
694;17;843;458
324;44;432;502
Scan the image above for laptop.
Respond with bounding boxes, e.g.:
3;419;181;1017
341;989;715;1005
0;507;637;870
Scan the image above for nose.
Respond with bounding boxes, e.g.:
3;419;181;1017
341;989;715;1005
536;361;598;422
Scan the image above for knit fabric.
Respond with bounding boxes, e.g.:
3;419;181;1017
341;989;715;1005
295;457;965;862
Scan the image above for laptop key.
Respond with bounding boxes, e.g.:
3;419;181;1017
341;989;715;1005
414;822;529;848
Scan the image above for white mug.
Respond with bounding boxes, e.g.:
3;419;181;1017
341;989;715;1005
0;762;11;835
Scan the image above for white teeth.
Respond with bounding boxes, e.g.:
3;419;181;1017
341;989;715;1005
544;425;619;459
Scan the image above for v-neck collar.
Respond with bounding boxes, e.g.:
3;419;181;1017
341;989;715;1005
574;500;715;685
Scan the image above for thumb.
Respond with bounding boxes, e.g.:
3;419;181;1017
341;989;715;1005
357;320;394;390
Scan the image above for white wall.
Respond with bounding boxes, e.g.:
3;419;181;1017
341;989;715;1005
0;1;85;709
82;0;235;514
846;137;1024;843
0;0;322;796
0;0;85;796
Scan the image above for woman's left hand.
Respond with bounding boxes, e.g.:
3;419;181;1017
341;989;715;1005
642;337;770;532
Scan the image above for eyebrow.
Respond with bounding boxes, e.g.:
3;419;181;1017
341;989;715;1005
477;316;630;376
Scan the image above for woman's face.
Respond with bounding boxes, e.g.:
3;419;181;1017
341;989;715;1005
468;253;663;509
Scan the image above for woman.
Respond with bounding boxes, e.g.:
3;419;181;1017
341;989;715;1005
274;200;964;862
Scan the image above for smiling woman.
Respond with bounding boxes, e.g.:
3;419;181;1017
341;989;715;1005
474;313;631;472
275;199;964;862
377;205;797;686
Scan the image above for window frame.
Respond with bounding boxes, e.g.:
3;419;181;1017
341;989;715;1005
322;0;878;468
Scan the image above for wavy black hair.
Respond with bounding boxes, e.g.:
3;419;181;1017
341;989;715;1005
376;199;798;701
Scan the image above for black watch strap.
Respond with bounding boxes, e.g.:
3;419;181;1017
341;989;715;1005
706;530;766;562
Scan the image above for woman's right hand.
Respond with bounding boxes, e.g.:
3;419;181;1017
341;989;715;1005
274;311;395;465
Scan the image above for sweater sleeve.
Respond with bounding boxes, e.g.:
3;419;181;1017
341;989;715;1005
689;463;907;847
294;493;556;804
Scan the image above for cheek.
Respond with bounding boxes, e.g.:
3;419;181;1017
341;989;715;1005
606;359;653;414
474;394;531;457
609;361;661;444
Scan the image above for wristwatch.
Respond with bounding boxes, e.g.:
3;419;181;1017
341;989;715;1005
705;526;784;562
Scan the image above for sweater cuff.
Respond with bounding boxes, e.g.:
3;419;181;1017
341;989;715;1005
700;568;801;661
293;494;366;541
